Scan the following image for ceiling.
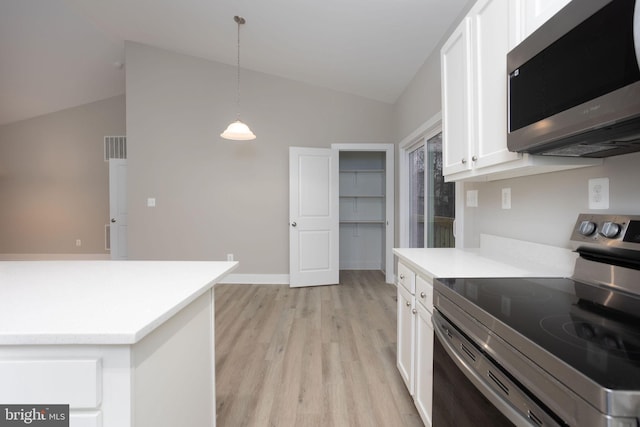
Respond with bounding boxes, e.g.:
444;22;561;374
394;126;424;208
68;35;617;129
0;0;469;127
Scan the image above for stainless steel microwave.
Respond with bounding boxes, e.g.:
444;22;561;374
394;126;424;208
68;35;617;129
507;0;640;157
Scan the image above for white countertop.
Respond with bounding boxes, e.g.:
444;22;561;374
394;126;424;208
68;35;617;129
0;260;238;345
393;235;577;280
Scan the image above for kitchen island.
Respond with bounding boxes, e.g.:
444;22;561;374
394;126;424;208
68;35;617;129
0;260;238;427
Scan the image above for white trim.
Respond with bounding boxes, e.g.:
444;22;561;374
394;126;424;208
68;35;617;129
454;181;465;248
398;113;442;149
0;254;110;260
398;115;445;248
219;273;289;285
332;143;395;284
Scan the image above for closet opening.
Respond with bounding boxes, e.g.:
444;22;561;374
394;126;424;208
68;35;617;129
333;144;394;284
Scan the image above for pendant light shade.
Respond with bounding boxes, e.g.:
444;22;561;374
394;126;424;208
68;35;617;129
221;16;256;141
221;120;256;140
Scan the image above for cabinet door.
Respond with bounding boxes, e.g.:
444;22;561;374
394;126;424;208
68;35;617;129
441;17;473;176
415;303;434;427
523;0;571;37
471;0;521;169
397;285;415;395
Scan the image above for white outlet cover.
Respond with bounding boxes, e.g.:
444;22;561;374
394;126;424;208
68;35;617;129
147;198;156;207
588;177;609;210
501;188;511;210
466;190;478;208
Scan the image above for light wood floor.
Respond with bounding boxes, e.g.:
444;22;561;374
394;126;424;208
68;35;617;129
214;270;423;427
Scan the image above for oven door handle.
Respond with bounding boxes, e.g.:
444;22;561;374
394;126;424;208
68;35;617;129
433;310;556;427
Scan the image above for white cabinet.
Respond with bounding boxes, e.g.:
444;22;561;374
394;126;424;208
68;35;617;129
522;0;571;37
396;261;416;393
470;0;521;170
396;262;435;426
441;17;472;176
441;0;600;182
397;284;415;394
415;294;434;426
442;0;519;177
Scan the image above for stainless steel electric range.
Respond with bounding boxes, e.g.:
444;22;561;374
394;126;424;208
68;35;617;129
433;214;640;427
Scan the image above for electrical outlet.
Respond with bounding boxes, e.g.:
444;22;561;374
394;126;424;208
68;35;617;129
501;188;511;209
227;253;234;261
147;197;156;207
75;239;82;247
588;178;609;210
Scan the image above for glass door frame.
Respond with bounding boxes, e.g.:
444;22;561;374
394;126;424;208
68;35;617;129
398;113;463;249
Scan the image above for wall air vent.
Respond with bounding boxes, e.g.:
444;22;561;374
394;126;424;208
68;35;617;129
104;136;127;161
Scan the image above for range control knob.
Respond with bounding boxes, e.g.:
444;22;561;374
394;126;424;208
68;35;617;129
578;220;597;236
600;221;621;238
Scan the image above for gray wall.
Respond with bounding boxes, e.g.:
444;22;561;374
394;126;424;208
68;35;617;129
125;42;394;273
0;95;125;254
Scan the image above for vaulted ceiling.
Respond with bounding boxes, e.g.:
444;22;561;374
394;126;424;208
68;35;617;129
0;0;469;126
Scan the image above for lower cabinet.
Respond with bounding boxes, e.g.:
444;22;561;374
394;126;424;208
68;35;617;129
397;265;435;427
415;300;434;426
397;284;415;394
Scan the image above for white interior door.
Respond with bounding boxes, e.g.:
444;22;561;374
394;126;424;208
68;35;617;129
289;147;339;287
109;159;127;260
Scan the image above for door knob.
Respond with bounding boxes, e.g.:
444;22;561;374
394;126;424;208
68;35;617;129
291;222;297;227
111;218;116;223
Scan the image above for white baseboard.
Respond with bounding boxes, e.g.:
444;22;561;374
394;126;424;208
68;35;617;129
218;273;289;285
0;253;110;260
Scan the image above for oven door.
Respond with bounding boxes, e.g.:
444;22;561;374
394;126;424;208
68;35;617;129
432;309;561;427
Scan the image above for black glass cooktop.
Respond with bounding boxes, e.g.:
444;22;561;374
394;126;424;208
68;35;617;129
435;277;640;391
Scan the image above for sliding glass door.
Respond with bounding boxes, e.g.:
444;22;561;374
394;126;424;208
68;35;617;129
409;144;425;248
425;132;455;248
406;131;455;248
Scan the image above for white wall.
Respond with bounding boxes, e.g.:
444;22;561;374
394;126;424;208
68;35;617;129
0;95;125;255
125;42;394;274
462;153;640;248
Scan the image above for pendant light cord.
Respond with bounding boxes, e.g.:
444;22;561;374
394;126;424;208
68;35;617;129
235;17;242;120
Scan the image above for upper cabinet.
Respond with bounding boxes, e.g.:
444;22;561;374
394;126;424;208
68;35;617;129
523;0;572;37
441;17;473;176
441;0;600;182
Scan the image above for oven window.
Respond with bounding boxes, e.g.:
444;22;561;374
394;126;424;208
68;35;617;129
433;334;514;426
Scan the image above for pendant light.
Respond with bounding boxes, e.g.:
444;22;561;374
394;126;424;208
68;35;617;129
221;16;256;141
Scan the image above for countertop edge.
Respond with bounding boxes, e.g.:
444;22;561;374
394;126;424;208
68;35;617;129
0;261;239;346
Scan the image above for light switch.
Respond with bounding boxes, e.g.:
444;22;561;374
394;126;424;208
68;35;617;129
147;197;156;207
501;188;511;209
466;190;478;208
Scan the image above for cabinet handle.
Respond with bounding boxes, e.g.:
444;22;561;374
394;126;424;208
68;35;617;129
399;273;405;280
412;308;417;314
406;301;411;307
420;292;426;298
472;155;478;162
461;158;467;164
